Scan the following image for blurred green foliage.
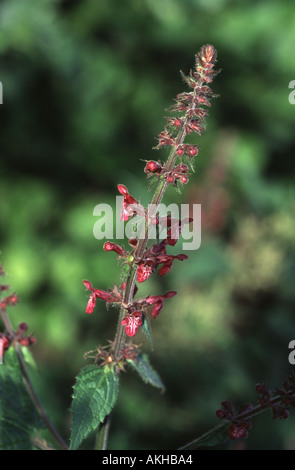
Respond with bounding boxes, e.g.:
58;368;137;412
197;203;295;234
0;0;295;450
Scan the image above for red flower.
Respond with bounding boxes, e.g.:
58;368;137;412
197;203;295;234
121;311;143;337
137;262;153;283
145;291;177;318
19;336;36;347
144;161;162;174
228;422;250;440
0;334;10;361
167;175;175;184
0;293;19;310
136;239;188;283
118;184;140;222
86;292;97;314
103;242;125;256
158;254;188;276
83;280;122;314
155;129;176;149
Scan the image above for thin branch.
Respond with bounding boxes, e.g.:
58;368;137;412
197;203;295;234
179;390;295;450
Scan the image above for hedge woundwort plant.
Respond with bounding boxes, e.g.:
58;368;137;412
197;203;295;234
69;44;220;450
1;45;294;451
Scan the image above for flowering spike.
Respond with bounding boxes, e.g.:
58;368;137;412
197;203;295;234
82;46;219;381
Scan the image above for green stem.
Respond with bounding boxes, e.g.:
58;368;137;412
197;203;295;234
95;414;111;450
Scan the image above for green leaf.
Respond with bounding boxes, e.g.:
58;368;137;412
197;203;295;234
127;352;165;392
141;315;154;349
0;348;43;450
70;365;118;450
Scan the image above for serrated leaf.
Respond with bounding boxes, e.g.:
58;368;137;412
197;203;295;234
0;348;43;450
70;365;118;450
127;352;165;392
141;316;153;349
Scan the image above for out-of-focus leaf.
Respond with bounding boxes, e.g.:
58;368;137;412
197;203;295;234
0;348;43;450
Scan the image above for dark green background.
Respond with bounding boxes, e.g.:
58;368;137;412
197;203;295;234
0;0;295;450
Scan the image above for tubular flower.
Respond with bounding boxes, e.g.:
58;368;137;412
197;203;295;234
145;291;177;318
103;242;126;256
117;184;142;222
83;280;122;314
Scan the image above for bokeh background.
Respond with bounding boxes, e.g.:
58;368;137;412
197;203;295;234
1;0;295;450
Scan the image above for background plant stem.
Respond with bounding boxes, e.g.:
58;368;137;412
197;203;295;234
0;307;68;450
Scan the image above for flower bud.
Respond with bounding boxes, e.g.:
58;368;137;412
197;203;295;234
189;146;198;157
144;161;162;173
